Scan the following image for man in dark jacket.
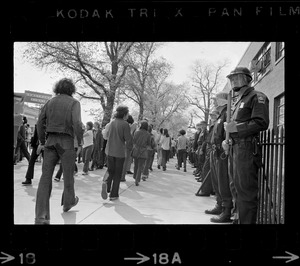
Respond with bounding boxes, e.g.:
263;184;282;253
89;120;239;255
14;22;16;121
14;116;31;164
22;124;41;185
223;67;269;224
35;78;83;224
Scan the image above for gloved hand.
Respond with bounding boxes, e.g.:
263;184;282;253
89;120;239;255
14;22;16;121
222;140;230;154
224;121;238;133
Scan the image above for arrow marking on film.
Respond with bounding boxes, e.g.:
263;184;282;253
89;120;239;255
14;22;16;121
273;251;299;263
124;252;150;264
0;252;15;264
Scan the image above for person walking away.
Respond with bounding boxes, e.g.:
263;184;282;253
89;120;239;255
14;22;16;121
14;116;31;164
176;129;189;172
160;129;171;171
149;124;158;171
81;122;94;175
25;124;32;153
223;66;269;224
120;115;135;181
132;121;151;185
22;124;40;185
169;137;176;158
205;92;233;223
90;122;104;170
156;128;163;169
141;124;156;180
35;78;83;224
101;105;133;200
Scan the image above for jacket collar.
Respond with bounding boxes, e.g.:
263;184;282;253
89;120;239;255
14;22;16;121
234;86;254;106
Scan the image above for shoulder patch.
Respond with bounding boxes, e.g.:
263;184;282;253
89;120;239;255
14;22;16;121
257;95;266;104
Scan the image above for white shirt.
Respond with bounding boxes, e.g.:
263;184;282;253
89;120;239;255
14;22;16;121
83;130;93;148
160;135;171;150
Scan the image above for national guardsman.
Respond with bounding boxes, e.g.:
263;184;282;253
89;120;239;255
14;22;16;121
223;66;269;224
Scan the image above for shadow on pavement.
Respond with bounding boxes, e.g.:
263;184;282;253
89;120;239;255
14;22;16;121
103;200;163;224
24;185;37;202
61;210;78;224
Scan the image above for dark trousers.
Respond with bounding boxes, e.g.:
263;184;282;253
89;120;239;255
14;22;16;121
142;150;154;177
149;150;155;169
161;149;170;169
55;162;78;180
232;141;260;224
228;146;238;216
14;139;31;163
107;155;125;197
177;149;187;169
211;148;233;209
35;135;76;223
121;149;132;180
82;145;93;172
25;146;39;180
210;150;221;206
133;157;146;183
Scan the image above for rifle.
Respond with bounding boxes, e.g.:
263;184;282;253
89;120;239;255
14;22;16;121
224;90;232;155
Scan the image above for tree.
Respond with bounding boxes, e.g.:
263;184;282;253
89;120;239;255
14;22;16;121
186;59;229;124
120;42;163;121
143;59;190;134
24;42;134;127
142;58;173;126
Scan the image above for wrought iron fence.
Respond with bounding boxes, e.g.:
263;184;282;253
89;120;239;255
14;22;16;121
257;127;285;224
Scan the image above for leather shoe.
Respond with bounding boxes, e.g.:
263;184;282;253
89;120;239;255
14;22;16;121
63;196;79;212
22;179;32;185
196;191;210;197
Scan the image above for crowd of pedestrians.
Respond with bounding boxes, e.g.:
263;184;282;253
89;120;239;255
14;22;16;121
14;66;270;225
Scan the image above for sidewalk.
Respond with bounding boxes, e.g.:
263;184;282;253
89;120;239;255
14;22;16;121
14;158;217;224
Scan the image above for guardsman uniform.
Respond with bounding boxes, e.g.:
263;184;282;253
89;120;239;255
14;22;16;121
209;101;233;223
195;125;208;176
230;86;269;224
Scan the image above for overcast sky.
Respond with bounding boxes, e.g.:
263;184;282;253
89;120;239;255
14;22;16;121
14;42;250;123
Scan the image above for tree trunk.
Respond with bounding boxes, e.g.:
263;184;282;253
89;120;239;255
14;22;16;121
138;102;144;121
204;108;210;124
101;93;115;128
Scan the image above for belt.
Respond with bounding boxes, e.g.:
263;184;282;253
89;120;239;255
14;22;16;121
231;135;254;145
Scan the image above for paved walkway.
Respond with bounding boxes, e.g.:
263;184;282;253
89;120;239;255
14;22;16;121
14;157;218;224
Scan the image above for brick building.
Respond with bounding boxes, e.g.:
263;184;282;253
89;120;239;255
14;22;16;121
223;42;285;131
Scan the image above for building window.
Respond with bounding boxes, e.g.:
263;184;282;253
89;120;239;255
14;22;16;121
275;42;285;62
251;42;272;83
274;93;285;132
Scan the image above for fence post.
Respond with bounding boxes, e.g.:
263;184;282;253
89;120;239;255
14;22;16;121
269;128;275;224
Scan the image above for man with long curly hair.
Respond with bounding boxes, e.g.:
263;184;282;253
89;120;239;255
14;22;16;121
35;78;83;224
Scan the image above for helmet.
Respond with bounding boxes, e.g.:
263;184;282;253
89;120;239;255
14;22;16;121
214;91;228;100
226;66;252;81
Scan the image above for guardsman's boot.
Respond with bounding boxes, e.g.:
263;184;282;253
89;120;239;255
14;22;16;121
205;204;223;215
210;208;232;223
